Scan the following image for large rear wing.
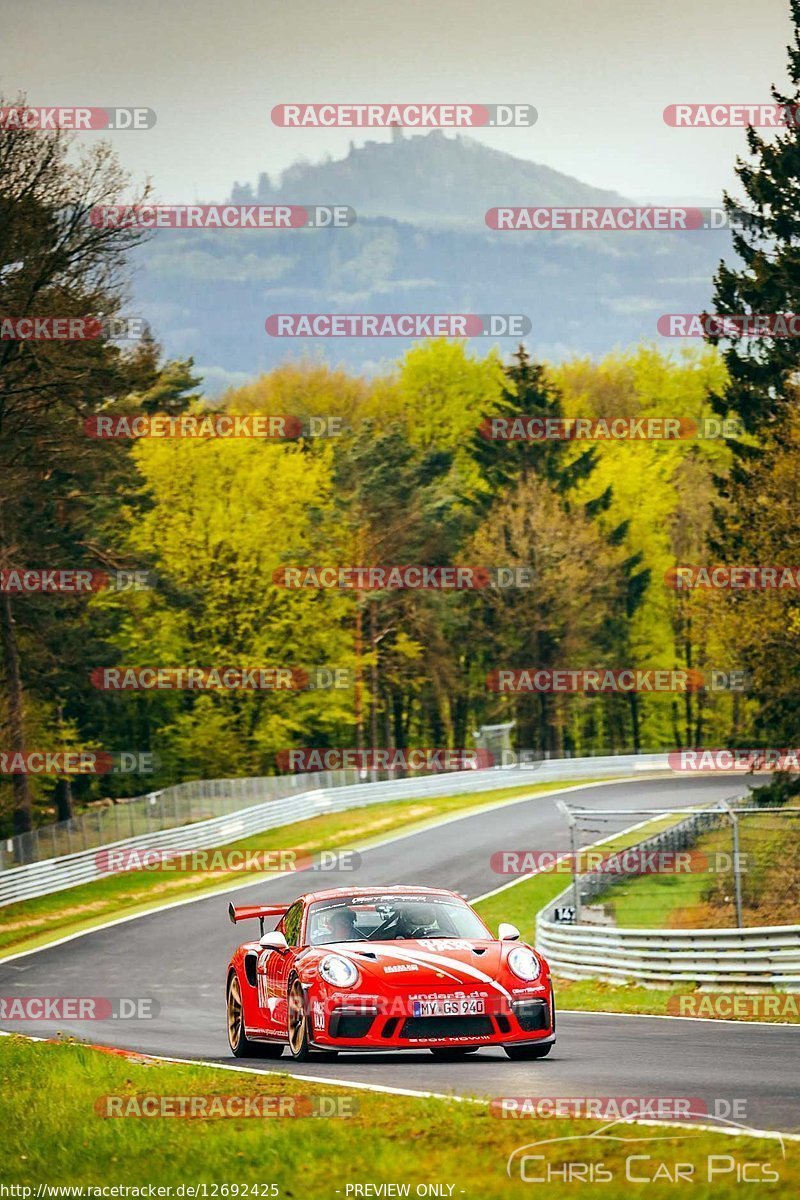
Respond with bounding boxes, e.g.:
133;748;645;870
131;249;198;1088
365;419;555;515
228;902;289;935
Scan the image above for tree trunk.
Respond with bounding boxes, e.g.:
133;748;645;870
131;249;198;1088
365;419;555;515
368;600;379;780
628;691;641;754
54;777;74;823
0;583;33;836
354;597;364;756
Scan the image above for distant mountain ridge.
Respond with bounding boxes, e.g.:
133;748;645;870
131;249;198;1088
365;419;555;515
230;130;630;227
134;132;729;390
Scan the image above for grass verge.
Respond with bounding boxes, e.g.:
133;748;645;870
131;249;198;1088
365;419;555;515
0;1036;794;1198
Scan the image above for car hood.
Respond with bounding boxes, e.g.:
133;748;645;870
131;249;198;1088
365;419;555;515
317;938;516;992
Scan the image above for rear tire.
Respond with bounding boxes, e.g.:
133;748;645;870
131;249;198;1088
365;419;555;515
504;1043;553;1060
227;973;284;1058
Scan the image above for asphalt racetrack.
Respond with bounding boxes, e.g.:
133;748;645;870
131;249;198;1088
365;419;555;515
1;775;797;1132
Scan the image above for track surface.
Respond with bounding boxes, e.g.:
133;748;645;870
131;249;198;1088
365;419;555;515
2;775;798;1132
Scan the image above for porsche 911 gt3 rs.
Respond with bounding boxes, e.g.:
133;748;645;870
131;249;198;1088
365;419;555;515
226;886;555;1060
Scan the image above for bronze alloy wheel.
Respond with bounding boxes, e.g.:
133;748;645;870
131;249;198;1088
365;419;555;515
227;972;284;1058
287;978;308;1057
227;974;244;1053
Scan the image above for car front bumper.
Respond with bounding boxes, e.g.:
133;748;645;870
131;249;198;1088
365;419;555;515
311;995;555;1051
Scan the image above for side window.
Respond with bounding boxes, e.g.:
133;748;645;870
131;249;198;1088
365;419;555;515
283;902;303;948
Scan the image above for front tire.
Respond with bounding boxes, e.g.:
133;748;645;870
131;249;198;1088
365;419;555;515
287;977;313;1061
227;973;284;1059
504;1042;553;1060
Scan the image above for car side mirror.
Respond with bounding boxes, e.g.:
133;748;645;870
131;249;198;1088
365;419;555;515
498;922;521;941
259;931;288;952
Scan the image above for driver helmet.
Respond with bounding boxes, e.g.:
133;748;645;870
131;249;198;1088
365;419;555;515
326;906;359;941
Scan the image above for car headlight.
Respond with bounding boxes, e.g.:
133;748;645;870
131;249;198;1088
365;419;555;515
319;954;360;988
507;946;541;982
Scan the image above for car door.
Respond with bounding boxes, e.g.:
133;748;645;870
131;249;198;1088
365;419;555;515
258;900;303;1033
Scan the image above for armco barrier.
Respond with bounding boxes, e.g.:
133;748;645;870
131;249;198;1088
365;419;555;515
535;919;800;989
0;753;671;906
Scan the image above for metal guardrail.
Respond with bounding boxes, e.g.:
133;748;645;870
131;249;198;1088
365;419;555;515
535;920;800;988
0;752;671;906
1;746;669;869
536;802;800;989
1;770;356;869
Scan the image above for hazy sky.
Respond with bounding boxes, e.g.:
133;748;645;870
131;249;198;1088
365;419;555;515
1;0;795;201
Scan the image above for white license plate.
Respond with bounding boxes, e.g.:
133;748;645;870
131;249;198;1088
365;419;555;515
412;998;485;1017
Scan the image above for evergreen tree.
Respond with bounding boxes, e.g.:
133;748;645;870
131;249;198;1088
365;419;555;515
708;0;800;444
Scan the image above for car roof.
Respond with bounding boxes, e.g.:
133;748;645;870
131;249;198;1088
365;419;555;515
297;885;462;905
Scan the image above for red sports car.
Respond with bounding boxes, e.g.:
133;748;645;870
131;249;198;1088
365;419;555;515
226;885;555;1060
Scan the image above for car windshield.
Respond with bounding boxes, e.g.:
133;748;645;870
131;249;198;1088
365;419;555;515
306;894;490;946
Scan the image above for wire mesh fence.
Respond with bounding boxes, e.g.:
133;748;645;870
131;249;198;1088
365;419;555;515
0;745;671;870
0;771;361;869
555;798;800;930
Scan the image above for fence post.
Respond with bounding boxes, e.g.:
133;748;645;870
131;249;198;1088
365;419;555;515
720;800;744;929
731;812;744;929
556;800;581;924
